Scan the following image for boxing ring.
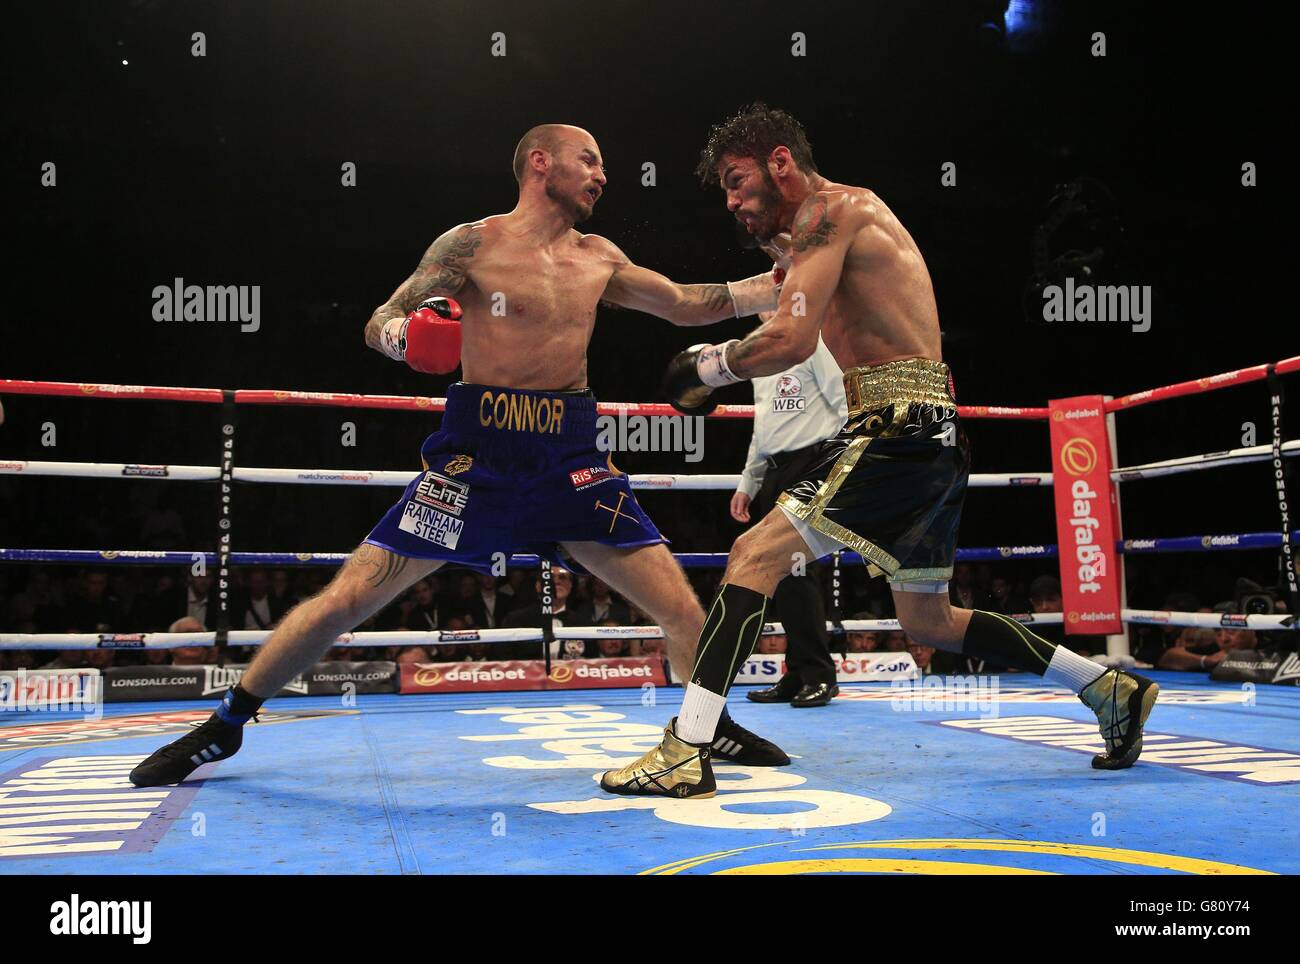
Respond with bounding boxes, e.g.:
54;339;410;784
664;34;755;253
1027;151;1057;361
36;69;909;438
1;357;1298;875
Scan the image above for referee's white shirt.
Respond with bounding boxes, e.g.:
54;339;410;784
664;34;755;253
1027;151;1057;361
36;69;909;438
737;334;848;498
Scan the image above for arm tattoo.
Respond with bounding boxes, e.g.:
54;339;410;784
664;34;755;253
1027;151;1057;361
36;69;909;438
730;333;764;368
691;284;733;314
393;226;480;311
365;224;482;350
791;196;836;252
350;543;412;590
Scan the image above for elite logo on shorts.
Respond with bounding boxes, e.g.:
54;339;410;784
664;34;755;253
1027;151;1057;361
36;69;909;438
413;471;469;516
399;502;464;548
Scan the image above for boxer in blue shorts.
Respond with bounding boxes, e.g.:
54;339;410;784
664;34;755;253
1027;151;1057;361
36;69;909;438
131;124;791;787
366;385;665;570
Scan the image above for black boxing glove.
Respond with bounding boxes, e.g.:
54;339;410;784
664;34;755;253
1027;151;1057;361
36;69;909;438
662;340;742;416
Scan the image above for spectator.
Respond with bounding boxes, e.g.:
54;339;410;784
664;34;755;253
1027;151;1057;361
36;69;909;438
1215;625;1258;654
756;633;787;655
884;630;908;652
65;570;122;633
627;637;665;658
186;573;215;628
403;578;444;631
949;563;991;612
847;629;880;653
142;645;171;666
169;616;215;666
1028;574;1102;659
907;640;938;675
1135;592;1217;670
240;569;291;631
572;578;631;626
444;572;483;627
269;569;298;610
597;637;628;658
458;573;506;629
500;569;537;611
466;642;494;662
989;575;1028;615
132;571;186;632
396;646;432;665
43;646;113;671
503;569;587;658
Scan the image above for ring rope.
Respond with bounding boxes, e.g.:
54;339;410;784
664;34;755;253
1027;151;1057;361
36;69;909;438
2;608;1294;652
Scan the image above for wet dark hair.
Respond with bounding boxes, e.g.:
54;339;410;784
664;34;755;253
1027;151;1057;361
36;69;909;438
695;102;818;185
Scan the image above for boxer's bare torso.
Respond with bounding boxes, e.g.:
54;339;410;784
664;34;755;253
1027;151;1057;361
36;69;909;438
794;183;942;369
379;216;617;389
719;152;945;379
363;214;734;391
362;123;743;390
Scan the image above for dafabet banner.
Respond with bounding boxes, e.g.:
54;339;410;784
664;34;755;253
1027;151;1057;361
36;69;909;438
1048;396;1123;635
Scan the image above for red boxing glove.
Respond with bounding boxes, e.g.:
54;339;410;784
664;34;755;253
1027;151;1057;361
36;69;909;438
382;297;463;374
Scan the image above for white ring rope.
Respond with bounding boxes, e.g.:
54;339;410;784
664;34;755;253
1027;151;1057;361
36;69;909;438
3;439;1296;490
1;610;1293;651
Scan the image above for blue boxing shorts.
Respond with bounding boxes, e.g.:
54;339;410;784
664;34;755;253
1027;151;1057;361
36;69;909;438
364;383;666;572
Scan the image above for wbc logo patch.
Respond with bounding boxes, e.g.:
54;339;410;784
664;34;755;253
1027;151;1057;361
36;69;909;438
772;374;806;413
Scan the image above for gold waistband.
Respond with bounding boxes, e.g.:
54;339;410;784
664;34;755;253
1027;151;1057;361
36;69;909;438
842;357;954;416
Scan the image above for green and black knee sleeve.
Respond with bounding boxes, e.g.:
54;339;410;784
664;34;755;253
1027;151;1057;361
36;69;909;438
961;609;1055;676
691;584;769;695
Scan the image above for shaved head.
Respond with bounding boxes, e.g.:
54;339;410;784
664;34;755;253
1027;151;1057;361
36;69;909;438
512;124;595;183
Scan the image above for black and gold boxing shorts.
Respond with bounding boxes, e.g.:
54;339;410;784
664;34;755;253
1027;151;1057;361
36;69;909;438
775;357;970;591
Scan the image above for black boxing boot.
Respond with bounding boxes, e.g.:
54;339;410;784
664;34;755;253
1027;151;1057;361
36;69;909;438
129;685;261;787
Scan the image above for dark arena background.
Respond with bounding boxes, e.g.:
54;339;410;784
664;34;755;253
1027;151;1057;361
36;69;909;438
0;0;1295;926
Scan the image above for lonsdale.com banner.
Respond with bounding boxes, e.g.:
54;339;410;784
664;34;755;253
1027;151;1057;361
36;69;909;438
1048;396;1123;636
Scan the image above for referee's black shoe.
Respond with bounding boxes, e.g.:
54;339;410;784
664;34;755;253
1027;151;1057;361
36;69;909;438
745;673;802;704
792;681;839;708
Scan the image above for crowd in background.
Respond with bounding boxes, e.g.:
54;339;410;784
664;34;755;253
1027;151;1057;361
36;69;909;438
0;558;1290;676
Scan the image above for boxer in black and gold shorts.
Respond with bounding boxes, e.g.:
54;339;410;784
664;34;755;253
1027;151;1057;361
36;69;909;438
775;358;969;591
600;104;1157;800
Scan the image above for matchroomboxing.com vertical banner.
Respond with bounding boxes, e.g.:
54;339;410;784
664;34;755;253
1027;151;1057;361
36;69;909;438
1048;396;1123;636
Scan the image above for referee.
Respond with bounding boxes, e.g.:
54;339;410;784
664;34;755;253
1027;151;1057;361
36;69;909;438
735;311;848;708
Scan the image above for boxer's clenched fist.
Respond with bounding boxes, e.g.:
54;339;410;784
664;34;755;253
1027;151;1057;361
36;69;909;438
662;340;740;416
381;297;463;374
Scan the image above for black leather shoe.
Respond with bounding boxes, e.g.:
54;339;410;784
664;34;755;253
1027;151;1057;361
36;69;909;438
792;682;839;708
746;674;803;704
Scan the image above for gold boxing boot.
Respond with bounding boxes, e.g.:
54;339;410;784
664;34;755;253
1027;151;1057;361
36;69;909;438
599;718;716;798
1079;668;1160;770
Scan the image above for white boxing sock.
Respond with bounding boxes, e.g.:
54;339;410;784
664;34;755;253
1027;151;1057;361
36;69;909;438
675;683;727;744
1044;644;1106;694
